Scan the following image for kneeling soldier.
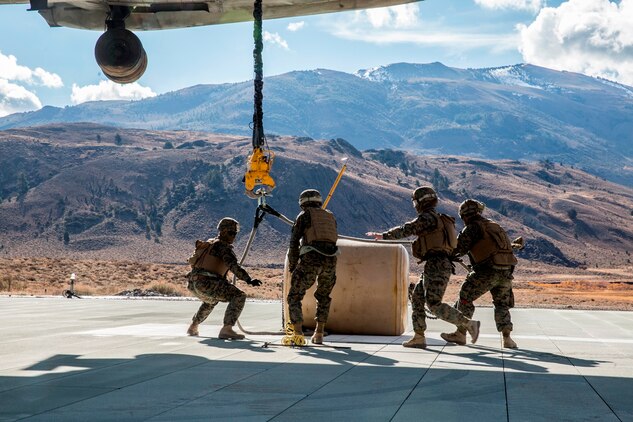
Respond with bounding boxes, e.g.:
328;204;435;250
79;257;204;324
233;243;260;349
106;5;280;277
186;217;262;339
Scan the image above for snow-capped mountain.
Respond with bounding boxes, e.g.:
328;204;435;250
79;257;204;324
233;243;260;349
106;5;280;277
1;62;632;185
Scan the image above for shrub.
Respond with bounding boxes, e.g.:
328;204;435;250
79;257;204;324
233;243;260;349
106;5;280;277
0;276;26;292
147;283;182;296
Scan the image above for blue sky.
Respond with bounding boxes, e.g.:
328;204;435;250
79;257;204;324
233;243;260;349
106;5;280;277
1;0;631;116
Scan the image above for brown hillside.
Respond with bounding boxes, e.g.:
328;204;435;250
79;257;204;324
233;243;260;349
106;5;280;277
1;123;633;275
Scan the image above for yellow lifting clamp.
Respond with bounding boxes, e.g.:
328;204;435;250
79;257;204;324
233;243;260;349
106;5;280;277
244;147;275;198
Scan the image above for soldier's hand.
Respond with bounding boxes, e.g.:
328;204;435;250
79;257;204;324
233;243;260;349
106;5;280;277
511;236;525;250
366;231;383;240
246;278;262;287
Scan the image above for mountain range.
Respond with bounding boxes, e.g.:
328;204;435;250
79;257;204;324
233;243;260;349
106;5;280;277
1;62;632;186
1;124;632;270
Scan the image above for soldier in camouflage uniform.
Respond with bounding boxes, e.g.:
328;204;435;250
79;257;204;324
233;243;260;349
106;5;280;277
368;187;480;349
441;199;519;348
287;189;339;344
186;217;262;340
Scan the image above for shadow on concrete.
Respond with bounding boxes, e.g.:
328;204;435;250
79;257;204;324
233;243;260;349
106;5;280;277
1;351;630;421
200;338;398;366
437;344;608;373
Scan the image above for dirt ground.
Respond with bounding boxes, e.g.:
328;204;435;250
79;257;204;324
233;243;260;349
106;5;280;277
1;257;632;311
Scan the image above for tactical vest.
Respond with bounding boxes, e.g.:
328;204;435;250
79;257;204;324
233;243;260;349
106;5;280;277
412;211;457;260
188;239;229;277
469;219;518;266
304;208;338;244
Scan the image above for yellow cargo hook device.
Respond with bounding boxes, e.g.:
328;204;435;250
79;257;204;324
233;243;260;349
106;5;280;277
244;147;275;198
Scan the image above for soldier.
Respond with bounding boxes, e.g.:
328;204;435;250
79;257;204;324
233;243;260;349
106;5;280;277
186;217;262;339
286;189;339;345
441;199;519;349
368;187;480;349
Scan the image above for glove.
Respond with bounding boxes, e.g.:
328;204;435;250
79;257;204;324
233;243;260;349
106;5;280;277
366;231;383;240
246;278;262;287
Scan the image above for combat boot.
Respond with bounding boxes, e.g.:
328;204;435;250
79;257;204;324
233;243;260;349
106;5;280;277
402;333;426;349
218;325;245;340
502;329;518;349
466;320;481;344
311;322;325;344
441;328;467;345
187;322;199;336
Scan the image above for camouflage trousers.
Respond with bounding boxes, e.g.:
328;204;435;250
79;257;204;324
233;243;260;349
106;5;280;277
411;255;470;334
457;266;514;332
188;274;246;326
287;252;337;324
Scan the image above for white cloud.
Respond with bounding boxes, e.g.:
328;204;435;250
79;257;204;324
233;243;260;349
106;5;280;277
71;80;157;104
33;68;63;88
474;0;544;12
263;31;289;50
287;21;305;32
0;78;42;117
0;50;62;116
364;4;420;29
332;25;518;52
518;0;633;86
0;51;63;87
327;3;516;52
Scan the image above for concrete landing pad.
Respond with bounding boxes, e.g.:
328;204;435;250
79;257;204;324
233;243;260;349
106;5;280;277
1;297;631;421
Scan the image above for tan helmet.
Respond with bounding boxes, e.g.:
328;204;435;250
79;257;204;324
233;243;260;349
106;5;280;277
217;217;239;233
299;189;323;206
459;199;485;218
412;186;438;209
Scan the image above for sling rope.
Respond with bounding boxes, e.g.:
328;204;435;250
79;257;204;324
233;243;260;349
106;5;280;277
243;0;275;197
233;198;287;335
252;0;264;150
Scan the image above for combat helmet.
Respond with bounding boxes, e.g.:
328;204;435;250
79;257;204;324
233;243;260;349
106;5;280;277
459;199;485;219
412;186;438;210
299;189;323;206
217;217;239;233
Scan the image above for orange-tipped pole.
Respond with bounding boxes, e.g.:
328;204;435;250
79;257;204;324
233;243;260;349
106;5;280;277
322;157;348;209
